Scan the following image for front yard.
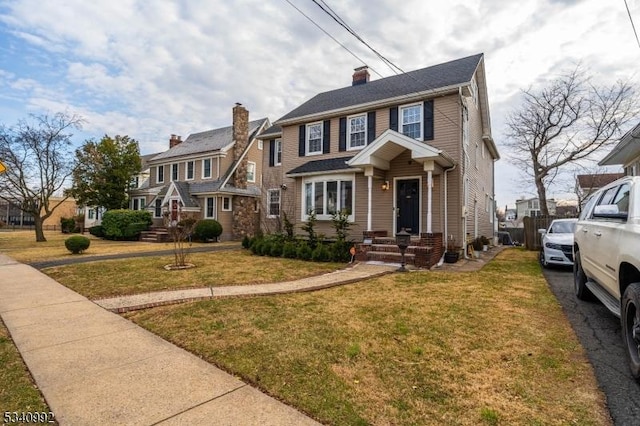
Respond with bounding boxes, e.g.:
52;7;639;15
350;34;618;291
123;250;610;425
0;232;610;425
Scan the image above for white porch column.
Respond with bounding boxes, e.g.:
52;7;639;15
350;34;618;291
424;161;435;234
365;166;373;231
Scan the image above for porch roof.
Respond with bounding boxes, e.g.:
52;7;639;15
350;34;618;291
347;129;455;170
286;156;358;177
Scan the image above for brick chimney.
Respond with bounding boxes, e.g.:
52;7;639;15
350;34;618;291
352;66;370;86
232;103;249;189
169;134;182;148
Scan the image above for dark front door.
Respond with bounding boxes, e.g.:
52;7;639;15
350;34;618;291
396;179;419;235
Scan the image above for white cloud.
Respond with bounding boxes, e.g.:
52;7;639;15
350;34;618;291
0;0;638;207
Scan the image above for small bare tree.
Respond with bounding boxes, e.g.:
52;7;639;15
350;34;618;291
0;112;83;241
163;210;198;268
505;66;638;215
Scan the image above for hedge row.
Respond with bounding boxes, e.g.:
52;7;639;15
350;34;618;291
243;234;352;263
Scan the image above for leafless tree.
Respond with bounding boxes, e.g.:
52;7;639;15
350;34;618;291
163;210;198;268
0;112;83;241
504;66;638;215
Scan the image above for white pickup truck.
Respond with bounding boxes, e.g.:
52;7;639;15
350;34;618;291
574;175;640;379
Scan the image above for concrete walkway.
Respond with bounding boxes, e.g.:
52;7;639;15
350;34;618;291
0;253;323;425
96;262;397;312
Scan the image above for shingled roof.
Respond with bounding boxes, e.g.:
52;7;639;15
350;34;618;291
150;118;268;161
286;156;355;177
277;54;483;123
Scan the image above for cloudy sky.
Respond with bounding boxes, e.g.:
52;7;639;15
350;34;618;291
0;0;638;207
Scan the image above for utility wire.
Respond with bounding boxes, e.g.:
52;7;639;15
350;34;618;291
624;0;640;49
281;0;384;79
312;0;404;75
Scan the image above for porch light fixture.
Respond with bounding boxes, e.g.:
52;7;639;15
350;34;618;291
381;180;390;191
396;228;411;272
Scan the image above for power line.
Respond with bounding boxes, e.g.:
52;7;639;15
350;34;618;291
623;0;640;49
312;0;404;75
280;0;383;79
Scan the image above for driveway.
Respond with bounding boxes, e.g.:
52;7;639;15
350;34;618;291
543;266;640;425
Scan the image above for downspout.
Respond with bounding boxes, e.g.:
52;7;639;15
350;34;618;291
438;163;457;267
460;87;470;259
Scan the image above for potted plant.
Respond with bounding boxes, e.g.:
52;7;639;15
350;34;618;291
444;235;460;263
472;237;484;258
481;235;490;251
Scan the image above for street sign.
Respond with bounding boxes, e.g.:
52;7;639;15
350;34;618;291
0;161;6;174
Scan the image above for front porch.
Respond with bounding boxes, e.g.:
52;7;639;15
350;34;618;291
355;231;444;269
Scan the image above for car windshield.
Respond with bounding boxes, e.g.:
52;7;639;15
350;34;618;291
549;221;576;234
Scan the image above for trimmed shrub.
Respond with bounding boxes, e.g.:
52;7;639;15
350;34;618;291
312;244;331;262
123;222;149;240
60;217;76;233
242;235;251;249
193;219;223;242
89;225;104;238
283;241;298;259
329;241;352;263
65;235;90;254
101;210;152;240
261;240;273;257
270;241;284;257
297;242;312;261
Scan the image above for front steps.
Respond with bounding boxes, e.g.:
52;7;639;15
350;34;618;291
139;227;170;243
355;233;444;269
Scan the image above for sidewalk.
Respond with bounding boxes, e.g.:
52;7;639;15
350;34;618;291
0;253;322;425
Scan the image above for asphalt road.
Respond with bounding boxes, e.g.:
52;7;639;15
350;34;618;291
543;266;640;426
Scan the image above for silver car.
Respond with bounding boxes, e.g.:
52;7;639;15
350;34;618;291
539;218;578;268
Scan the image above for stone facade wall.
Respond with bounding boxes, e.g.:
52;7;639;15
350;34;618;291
232;104;249;190
232;196;257;239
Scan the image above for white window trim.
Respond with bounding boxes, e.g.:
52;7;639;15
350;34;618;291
306;122;323;156
347;114;367;151
157;165;164;183
185;160;195;181
399;103;423;141
205;197;217;219
247;161;256;183
274;139;282;166
222;196;232;211
171;163;179;182
153;199;163;218
267;189;280;218
131;197;146;211
202;158;212;179
258;140;263;150
301;173;355;222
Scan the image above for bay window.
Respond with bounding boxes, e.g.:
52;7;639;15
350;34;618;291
303;174;354;220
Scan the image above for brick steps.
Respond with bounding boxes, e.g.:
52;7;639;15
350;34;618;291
140;227;170;243
356;232;444;269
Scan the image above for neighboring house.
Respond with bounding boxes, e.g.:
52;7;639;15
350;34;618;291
258;53;499;266
575;172;624;208
131;104;270;241
599;121;640;175
515;197;557;218
555;199;578;217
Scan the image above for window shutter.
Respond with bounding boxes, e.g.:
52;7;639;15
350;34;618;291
339;117;347;151
269;139;275;167
389;107;398;131
367;111;376;144
298;125;305;157
424;100;434;141
323;120;331;154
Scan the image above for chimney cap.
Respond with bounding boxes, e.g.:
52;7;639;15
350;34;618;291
235;102;242;106
354;65;369;72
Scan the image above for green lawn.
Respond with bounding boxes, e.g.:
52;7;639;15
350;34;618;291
124;249;611;425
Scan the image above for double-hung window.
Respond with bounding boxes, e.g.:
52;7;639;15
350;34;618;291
185;161;194;180
154;199;162;218
267;189;280;217
274;139;282;166
203;158;212;179
171;163;179;181
400;104;422;140
303;174;354;221
205;197;216;218
348;115;366;150
157;165;164;183
307;123;323;155
131;197;145;210
247;162;256;183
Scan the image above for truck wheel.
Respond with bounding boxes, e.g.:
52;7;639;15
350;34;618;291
622;283;640;379
573;250;592;300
